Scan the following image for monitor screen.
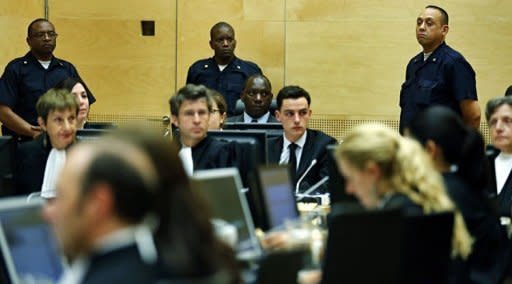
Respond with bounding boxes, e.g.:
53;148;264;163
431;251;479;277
326;144;355;204
258;165;298;229
0;197;65;284
191;168;261;258
223;122;283;139
208;130;268;165
76;129;111;141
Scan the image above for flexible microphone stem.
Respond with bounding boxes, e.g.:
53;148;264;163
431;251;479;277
296;176;330;201
295;159;317;195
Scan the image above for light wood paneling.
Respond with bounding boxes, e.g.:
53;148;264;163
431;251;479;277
176;0;285;96
1;0;511;125
0;0;44;69
49;0;176;116
285;0;512;116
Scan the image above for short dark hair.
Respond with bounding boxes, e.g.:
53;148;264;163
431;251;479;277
505;85;512;97
81;152;156;224
208;89;227;115
210;22;234;39
169;84;212;116
485;96;512;122
276;85;311;110
243;74;272;93
426;5;449;25
36;88;79;122
27;18;52;36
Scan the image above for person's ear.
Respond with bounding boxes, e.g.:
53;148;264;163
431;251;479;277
365;161;381;181
171;115;179;128
85;183;115;218
275;110;282;122
441;24;449;36
424;139;438;158
209;39;214;50
38;117;47;131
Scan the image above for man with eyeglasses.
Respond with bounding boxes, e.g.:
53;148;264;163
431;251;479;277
227;74;278;123
186;22;262;116
0;18;95;141
268;86;337;195
169;84;236;175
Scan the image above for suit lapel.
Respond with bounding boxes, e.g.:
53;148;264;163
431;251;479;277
297;130;313;177
268;137;283;164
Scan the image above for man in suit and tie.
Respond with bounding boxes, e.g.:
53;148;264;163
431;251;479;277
227;74;278;123
170;84;236;175
485;96;512;217
268;85;337;194
43;136;165;283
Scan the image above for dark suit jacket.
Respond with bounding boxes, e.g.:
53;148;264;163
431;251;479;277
189;136;236;171
485;150;512;217
444;172;509;284
226;112;278;123
82;245;163;284
13;134;51;196
267;129;337;194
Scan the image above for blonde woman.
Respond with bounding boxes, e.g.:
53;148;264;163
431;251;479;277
335;123;472;259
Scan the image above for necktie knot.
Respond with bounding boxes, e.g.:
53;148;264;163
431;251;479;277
251;119;258;123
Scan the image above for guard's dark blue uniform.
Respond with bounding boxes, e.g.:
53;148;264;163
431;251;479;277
0;52;96;137
186;57;261;115
399;42;477;132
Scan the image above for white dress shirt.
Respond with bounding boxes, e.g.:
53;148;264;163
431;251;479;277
279;131;307;171
243;111;270;123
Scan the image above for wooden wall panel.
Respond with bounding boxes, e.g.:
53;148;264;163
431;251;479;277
49;0;176;116
285;0;512;117
0;0;43;69
1;0;511;125
176;0;285;96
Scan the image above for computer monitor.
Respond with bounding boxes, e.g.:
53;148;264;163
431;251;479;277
326;144;356;204
223;122;283;139
208;130;269;229
322;208;402;284
0;197;65;284
0;137;16;196
191;168;262;259
76;129;111;141
257;165;299;230
208;130;268;165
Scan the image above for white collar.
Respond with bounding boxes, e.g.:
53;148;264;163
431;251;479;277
243;111;270;123
283;130;307;149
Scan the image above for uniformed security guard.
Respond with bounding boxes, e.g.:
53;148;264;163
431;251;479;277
399;5;480;133
186;22;262;116
0;18;95;141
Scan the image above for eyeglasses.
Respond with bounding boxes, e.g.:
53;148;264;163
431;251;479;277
30;32;58;40
181;109;209;118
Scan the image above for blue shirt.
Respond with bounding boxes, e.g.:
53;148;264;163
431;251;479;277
399;42;477;132
0;52;96;136
186;57;261;115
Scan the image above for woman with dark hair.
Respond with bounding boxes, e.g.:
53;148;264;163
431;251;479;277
109;128;241;283
408;106;509;284
55;77;92;129
208;89;227;130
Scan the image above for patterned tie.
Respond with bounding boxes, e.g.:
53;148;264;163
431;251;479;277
288;143;298;184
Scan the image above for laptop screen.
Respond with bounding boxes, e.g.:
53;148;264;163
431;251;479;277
191;168;261;258
258;165;299;229
0;197;64;284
